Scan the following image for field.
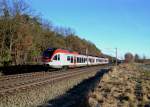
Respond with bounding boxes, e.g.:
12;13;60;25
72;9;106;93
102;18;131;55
87;63;150;107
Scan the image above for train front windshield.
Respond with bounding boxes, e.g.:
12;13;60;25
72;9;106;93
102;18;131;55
43;49;55;58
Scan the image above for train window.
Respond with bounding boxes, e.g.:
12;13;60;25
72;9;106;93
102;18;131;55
77;57;79;63
53;55;58;60
82;58;83;63
71;56;73;63
74;57;76;63
85;58;87;61
67;56;70;61
43;49;54;58
89;58;91;62
58;54;60;61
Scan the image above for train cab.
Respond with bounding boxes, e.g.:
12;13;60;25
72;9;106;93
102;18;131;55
42;48;78;68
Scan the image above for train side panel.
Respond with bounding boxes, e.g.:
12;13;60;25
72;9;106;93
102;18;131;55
42;48;109;69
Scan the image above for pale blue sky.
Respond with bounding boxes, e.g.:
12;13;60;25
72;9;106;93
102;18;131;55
28;0;150;59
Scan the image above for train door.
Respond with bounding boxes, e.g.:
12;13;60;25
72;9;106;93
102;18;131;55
51;54;62;68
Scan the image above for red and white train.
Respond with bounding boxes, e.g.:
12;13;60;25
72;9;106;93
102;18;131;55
42;48;109;69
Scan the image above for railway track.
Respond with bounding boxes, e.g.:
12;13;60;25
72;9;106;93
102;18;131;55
0;68;58;82
0;66;106;94
0;67;91;85
0;66;95;82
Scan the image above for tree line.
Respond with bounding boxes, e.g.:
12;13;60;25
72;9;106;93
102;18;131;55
0;0;101;66
124;52;146;63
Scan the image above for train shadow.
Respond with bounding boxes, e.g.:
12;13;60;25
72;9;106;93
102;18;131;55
38;68;110;107
0;65;49;75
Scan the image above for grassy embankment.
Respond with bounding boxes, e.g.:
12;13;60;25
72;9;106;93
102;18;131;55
88;63;150;107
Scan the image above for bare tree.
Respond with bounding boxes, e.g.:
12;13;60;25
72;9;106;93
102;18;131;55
0;0;10;17
0;0;32;65
142;55;146;63
124;52;134;63
134;54;140;63
12;0;30;16
54;27;75;36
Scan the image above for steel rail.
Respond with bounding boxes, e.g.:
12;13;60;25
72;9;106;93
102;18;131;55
0;66;105;94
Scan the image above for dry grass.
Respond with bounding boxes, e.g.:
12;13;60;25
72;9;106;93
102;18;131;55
87;63;150;107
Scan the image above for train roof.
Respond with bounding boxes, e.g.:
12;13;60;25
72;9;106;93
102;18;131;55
45;48;78;55
45;48;108;59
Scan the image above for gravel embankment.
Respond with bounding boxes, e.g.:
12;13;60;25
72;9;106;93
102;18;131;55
0;69;98;107
87;63;150;107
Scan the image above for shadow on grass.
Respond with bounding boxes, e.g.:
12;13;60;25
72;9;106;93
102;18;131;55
39;68;110;107
0;65;50;75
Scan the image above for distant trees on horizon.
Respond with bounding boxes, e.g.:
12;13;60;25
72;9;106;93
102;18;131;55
124;52;147;63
